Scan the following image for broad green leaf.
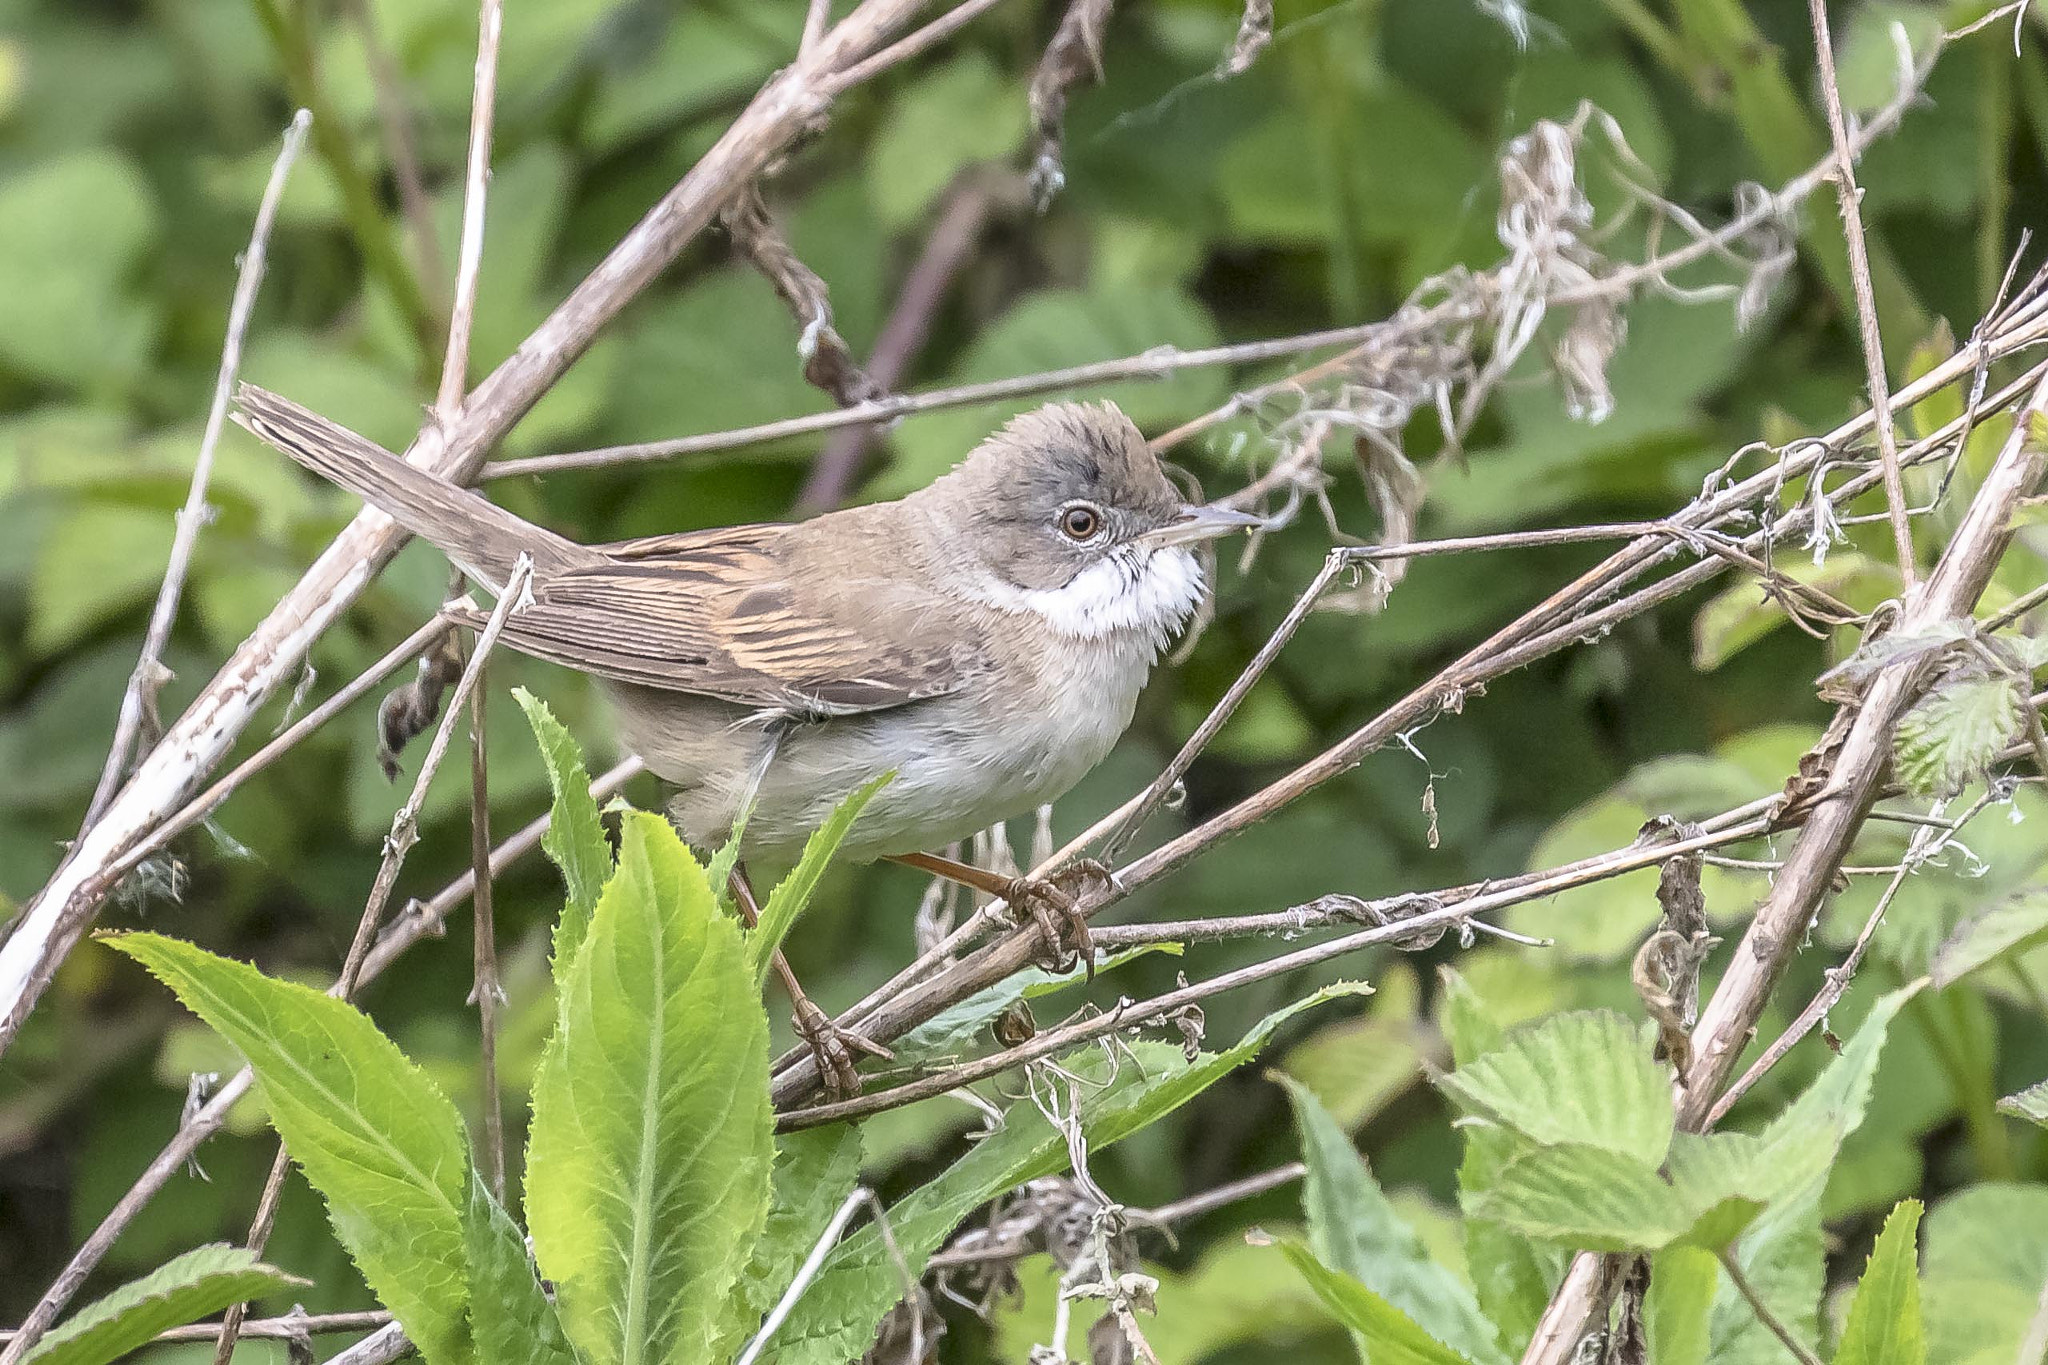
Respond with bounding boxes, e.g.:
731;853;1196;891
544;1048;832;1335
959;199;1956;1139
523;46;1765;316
105;934;472;1365
865;53;1027;227
1692;552;1897;670
0;148;160;390
1281;1077;1507;1365
526;812;774;1365
1834;1199;1924;1365
1280;961;1428;1132
1930;888;2048;987
1759;985;1918;1189
1998;1078;2048;1126
513;688;613;975
465;1174;576;1365
751;774;891;985
1278;1243;1474;1365
1436;1010;1673;1165
1643;1246;1716;1365
1893;675;2023;796
768;983;1365;1364
21;1244;305;1365
1921;1184;2048;1363
1466;1143;1694;1252
1437;966;1506;1068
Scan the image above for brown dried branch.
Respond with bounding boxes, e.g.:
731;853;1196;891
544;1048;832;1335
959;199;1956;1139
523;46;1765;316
436;0;504;418
1521;365;2048;1363
1027;0;1113;210
469;672;507;1201
1808;0;1916;586
725;185;881;408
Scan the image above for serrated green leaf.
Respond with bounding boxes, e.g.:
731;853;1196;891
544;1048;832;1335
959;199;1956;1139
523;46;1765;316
103;933;473;1365
1835;1199;1924;1365
751;774;890;986
21;1244;306;1365
1467;1143;1695;1252
1436;966;1506;1068
1893;675;2023;796
1995;629;2048;672
1436;1010;1673;1165
706;802;750;919
1930;887;2048;986
1643;1245;1716;1365
767;983;1366;1364
465;1174;576;1365
526;812;774;1365
1278;1242;1474;1365
1997;1077;2048;1126
1281;1076;1506;1364
513;688;613;977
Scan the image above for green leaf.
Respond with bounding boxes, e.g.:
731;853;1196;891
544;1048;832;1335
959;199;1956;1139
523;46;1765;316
768;983;1366;1364
706;802;750;919
1834;1199;1924;1365
21;1244;306;1365
732;1126;866;1341
1997;1077;2048;1126
0;148;160;391
751;773;891;985
1278;1242;1474;1365
1893;675;2024;796
513;688;613;976
105;934;472;1365
865;53;1027;227
1466;1143;1695;1252
525;811;774;1365
1930;887;2048;987
1281;1076;1507;1365
1436;1010;1673;1165
465;1174;576;1365
1921;1184;2048;1363
1643;1246;1717;1365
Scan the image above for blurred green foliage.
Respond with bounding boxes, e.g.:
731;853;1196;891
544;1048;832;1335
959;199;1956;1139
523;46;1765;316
3;0;2048;1360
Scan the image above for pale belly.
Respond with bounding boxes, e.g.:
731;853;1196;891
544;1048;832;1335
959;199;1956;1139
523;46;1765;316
606;631;1155;866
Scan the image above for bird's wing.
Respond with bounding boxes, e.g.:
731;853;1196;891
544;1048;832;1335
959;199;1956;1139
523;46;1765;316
463;525;978;715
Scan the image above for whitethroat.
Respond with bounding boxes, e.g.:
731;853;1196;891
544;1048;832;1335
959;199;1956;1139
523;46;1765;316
236;385;1259;1093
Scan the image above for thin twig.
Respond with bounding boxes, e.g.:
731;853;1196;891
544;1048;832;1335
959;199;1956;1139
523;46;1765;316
737;1188;890;1365
82;110;312;834
326;1322;411;1365
1718;1248;1826;1365
203;560;533;1365
801;0;834;55
1808;0;1916;586
0;1311;392;1347
828;0;1011;91
469;669;507;1200
436;0;504;418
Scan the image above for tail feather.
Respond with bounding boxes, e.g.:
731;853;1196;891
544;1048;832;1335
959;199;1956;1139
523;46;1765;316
233;384;595;589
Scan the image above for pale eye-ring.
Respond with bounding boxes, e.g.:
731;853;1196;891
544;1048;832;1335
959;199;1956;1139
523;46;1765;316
1059;503;1104;541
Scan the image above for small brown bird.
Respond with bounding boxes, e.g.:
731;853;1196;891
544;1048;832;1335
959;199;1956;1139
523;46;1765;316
237;385;1255;1081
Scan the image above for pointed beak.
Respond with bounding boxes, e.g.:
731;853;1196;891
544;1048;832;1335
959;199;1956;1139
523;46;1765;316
1140;503;1267;548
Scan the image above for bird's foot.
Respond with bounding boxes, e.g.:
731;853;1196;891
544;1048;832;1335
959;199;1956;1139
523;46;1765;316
790;996;892;1101
1004;861;1117;977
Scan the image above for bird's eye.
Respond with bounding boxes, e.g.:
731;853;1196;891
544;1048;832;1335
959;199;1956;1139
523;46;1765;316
1059;504;1103;541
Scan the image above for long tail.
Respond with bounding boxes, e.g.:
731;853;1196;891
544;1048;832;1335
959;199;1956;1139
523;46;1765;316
233;384;595;590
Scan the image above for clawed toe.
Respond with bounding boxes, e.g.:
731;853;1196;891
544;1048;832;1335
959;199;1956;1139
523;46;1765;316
1005;874;1096;976
791;997;892;1100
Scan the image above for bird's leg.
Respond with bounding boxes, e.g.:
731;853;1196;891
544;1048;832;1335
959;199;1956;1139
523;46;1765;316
728;864;890;1099
888;850;1104;975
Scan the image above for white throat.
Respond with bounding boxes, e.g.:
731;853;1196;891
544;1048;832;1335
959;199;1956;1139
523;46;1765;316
969;546;1206;652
